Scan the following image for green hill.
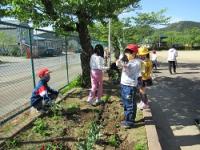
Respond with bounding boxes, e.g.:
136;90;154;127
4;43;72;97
160;21;200;32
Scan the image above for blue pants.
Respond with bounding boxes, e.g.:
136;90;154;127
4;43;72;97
120;84;137;126
32;93;57;111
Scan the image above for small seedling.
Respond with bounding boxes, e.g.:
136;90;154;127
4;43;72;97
76;122;101;150
101;95;111;103
108;134;120;147
5;138;20;148
135;142;147;150
50;103;63;119
46;143;64;150
32;118;49;136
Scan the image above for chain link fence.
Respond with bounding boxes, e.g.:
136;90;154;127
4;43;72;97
0;21;83;125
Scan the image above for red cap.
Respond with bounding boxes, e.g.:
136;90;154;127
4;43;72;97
125;44;139;53
37;67;51;78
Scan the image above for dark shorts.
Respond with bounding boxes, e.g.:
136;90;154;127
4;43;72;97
138;79;153;88
141;78;153;87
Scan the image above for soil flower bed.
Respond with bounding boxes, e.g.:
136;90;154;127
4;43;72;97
1;77;147;150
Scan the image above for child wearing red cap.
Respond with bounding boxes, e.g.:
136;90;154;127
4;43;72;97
116;44;141;128
30;67;59;113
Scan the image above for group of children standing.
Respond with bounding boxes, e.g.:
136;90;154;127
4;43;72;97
86;43;154;128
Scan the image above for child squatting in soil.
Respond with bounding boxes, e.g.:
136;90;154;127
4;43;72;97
87;44;105;106
30;67;59;113
137;47;153;109
116;44;141;128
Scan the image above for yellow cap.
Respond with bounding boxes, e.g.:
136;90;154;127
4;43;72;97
138;47;149;55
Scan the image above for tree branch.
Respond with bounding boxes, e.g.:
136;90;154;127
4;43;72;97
41;0;75;32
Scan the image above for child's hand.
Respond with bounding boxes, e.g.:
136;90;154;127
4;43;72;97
119;54;124;60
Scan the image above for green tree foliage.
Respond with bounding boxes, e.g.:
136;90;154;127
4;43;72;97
133;9;170;26
149;21;200;50
123;9;170;44
2;0;140;87
89;20;125;59
151;27;200;49
89;9;169;58
184;27;200;47
0;32;16;45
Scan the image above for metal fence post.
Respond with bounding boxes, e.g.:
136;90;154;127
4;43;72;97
65;36;69;84
29;28;36;87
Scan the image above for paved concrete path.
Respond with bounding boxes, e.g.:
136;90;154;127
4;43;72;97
148;62;200;150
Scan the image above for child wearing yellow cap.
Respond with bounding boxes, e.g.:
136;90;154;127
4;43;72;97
137;47;153;109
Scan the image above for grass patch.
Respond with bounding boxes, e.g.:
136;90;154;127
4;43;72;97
60;75;82;94
135;142;148;150
64;103;80;114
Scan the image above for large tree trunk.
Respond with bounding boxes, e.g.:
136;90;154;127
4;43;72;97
77;17;92;87
112;36;120;60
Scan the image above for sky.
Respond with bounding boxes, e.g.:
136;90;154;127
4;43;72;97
119;0;200;23
2;0;200;31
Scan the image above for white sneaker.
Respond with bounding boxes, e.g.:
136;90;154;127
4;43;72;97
142;104;149;109
138;101;149;110
95;99;101;103
87;99;95;105
137;101;143;109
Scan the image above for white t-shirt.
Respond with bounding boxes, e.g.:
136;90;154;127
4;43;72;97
117;58;141;87
167;48;178;61
151;53;157;61
90;53;104;70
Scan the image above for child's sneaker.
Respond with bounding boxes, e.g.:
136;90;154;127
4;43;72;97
95;99;102;103
87;99;95;106
138;101;149;110
91;99;102;106
137;101;143;109
143;104;149;109
121;121;134;129
37;108;49;114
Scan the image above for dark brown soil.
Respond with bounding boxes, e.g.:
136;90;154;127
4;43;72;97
2;76;147;150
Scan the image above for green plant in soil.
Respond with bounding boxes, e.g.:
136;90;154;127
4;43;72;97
50;103;63;120
45;142;64;150
32;118;49;136
108;134;121;147
65;103;80;114
101;95;111;103
134;142;148;150
5;138;20;149
76;122;101;150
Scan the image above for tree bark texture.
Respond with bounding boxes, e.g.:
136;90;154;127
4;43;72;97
77;16;92;87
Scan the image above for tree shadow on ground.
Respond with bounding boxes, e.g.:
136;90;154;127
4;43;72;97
148;73;200;150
